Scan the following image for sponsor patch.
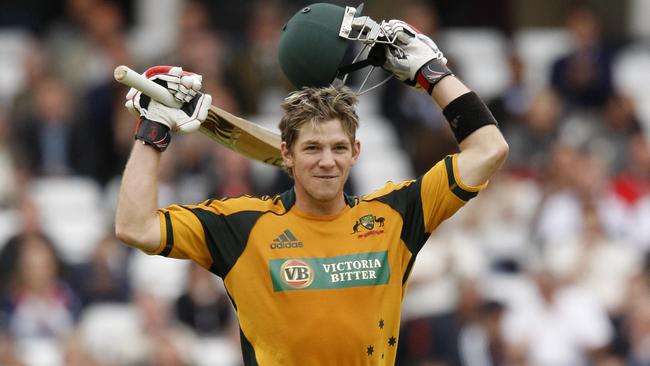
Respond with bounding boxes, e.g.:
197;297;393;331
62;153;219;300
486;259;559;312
270;251;390;291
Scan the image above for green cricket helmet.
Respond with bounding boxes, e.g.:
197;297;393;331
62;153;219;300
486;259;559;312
279;3;393;93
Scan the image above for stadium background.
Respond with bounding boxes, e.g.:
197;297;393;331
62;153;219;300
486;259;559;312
1;0;650;365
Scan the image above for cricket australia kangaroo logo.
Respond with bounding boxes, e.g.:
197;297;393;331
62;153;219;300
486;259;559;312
352;214;385;238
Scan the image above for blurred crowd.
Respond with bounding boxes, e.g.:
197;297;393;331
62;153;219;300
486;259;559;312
0;0;650;365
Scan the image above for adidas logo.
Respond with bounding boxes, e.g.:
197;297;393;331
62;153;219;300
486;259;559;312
270;229;304;249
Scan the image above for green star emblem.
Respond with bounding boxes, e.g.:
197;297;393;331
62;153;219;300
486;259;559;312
366;345;374;356
388;336;397;347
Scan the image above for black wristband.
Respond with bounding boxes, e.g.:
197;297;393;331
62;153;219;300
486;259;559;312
415;58;453;94
134;118;171;152
442;92;498;143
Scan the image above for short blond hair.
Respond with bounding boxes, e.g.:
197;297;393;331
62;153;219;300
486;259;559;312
279;86;359;153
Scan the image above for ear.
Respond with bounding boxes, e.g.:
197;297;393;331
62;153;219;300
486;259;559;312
351;139;361;165
280;141;294;168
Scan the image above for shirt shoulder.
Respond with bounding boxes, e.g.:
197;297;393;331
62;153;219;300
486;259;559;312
361;179;418;202
199;193;289;217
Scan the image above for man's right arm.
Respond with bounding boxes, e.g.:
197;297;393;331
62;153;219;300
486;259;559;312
115;66;211;252
115;142;162;252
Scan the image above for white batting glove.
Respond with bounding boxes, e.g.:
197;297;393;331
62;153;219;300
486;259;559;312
381;20;452;93
126;87;211;134
124;65;211;134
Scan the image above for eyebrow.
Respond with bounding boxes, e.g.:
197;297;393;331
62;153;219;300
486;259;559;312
300;138;350;146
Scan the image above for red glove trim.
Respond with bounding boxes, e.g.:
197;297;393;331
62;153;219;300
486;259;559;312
144;66;173;78
144;65;195;79
415;73;434;94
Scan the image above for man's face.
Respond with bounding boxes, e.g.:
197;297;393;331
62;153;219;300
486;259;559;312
281;118;360;208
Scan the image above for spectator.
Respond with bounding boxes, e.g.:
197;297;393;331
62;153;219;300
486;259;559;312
135;291;195;365
82;30;134;185
449;173;542;273
594;94;642;173
533;145;627;246
193;0;253;42
503;89;562;177
227;1;291;115
74;233;132;306
145;328;194;366
502;268;613;366
0;196;65;296
12;76;94;178
8;38;49;128
627;192;650;253
611;132;650;208
0;110;17;208
544;200;642;315
1;235;80;343
0;332;24;366
488;53;533;135
558;92;642;172
397;277;507;366
177;0;211;38
208;146;257;199
175;29;226;84
625;294;650;365
550;5;614;110
474;301;507;365
46;0;127;93
175;263;233;336
61;332;104;366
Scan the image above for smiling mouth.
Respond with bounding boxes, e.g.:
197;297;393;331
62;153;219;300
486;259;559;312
315;175;338;179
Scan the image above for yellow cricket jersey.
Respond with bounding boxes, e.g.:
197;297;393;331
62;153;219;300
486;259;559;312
149;154;485;365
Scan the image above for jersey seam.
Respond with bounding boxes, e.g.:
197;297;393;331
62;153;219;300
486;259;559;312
444;155;479;201
181;206;287;279
160;211;174;256
198;200;293;218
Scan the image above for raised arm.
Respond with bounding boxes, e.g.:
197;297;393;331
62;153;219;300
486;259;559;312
430;77;508;186
115;66;211;252
115;141;163;251
380;21;508;185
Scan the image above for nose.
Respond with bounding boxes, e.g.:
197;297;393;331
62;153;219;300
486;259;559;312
318;148;336;169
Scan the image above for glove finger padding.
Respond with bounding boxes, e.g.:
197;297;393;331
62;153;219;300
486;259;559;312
167;74;203;103
385;20;444;60
384;20;417;43
144;66;203;104
125;87;143;118
381;19;451;93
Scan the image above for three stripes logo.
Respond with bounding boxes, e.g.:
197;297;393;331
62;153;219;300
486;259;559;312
270;229;304;249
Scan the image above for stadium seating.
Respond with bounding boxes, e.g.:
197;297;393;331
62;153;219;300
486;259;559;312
28;177;106;264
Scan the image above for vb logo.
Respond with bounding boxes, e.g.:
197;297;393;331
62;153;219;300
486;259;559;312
280;259;314;289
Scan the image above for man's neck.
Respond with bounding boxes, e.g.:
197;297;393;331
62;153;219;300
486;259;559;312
293;189;347;217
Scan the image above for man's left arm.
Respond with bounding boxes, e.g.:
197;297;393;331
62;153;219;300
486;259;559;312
380;20;509;186
431;77;508;186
